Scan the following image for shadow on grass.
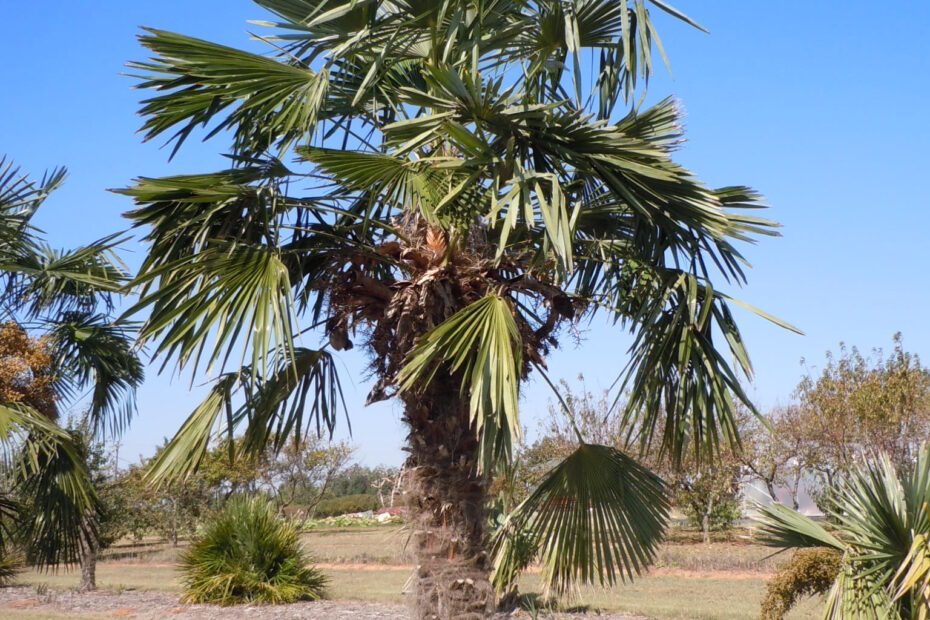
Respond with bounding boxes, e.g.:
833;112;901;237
502;592;592;617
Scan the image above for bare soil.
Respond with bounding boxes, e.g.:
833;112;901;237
0;586;645;619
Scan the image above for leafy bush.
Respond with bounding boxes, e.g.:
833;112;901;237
679;494;742;533
180;496;327;605
312;493;379;518
489;512;537;599
761;548;841;619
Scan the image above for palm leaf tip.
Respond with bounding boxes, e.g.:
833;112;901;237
754;501;844;552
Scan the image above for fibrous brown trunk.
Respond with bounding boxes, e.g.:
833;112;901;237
403;380;493;619
78;517;98;592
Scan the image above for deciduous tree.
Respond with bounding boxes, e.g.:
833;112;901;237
793;335;930;510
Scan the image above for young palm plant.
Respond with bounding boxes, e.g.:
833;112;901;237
180;495;327;605
0;157;143;571
122;1;791;615
756;445;930;619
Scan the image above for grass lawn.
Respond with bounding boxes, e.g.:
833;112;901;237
2;526;830;618
15;562;823;619
300;526;413;564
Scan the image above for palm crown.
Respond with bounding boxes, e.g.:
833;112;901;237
121;0;790;611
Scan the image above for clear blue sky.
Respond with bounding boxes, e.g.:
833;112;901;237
3;1;929;467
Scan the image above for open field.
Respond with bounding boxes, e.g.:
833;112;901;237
0;526;824;619
100;526;794;573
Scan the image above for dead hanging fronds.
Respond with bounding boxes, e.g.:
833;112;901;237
321;214;574;415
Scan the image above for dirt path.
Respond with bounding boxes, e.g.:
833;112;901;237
0;587;647;619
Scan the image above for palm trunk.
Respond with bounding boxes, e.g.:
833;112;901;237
78;516;98;593
402;380;493;619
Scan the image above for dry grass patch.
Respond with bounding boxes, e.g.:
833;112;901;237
10;563;828;619
5;527;834;619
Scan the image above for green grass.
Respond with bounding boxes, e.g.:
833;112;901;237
4;527;829;619
103;527;783;572
299;526;411;565
20;564;182;592
546;575;821;619
12;564;824;619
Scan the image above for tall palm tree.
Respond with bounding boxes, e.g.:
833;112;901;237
121;1;791;615
757;446;930;619
0;157;143;570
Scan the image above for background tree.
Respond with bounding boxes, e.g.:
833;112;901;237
671;448;743;544
329;464;402;501
119;444;215;547
792;334;930;511
62;419;129;592
0;323;57;417
252;436;352;512
115;435;356;542
122;2;790;614
737;405;810;510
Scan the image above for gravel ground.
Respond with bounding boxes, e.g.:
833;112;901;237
0;586;646;619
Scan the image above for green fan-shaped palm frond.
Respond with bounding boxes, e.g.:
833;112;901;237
895;534;930;618
118;162;293;264
491;444;668;596
616;270;789;464
0;403;98;568
0;157;65;245
49;314;145;436
238;347;345;454
0;158;67;313
146;346;344;485
398;294;523;469
3;236;127;318
131;29;330;156
127;243;297;379
756;503;844;551
144;373;239;484
823;562;896;620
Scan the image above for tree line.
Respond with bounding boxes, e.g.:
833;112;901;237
508;333;930;545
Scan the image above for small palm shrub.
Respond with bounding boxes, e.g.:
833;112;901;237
761;549;841;619
0;549;19;585
180;496;327;605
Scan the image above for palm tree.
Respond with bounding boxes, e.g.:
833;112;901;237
757;446;930;619
0;157;143;581
121;1;790;615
